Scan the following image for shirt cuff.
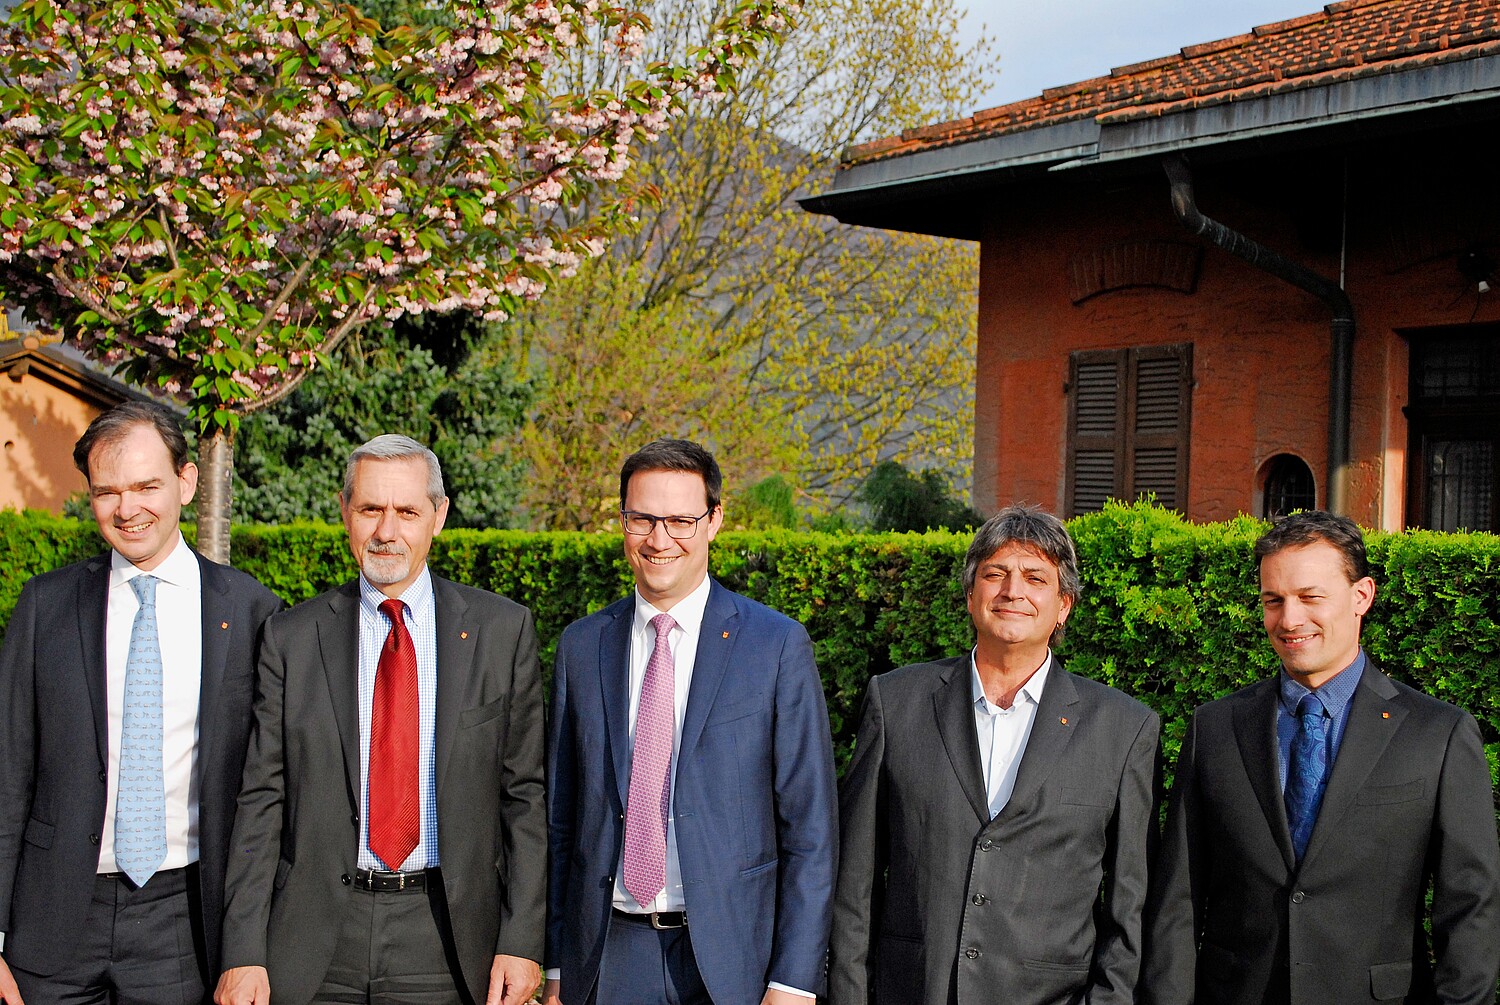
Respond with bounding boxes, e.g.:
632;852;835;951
544;968;559;981
768;982;814;998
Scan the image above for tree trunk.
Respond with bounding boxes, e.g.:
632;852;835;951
196;426;235;565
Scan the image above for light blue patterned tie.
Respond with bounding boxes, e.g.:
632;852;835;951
1284;692;1329;863
116;574;167;886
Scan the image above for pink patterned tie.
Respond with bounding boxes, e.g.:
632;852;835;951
623;613;677;906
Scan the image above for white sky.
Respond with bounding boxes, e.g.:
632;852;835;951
959;0;1329;110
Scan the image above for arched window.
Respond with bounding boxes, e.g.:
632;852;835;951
1261;454;1316;519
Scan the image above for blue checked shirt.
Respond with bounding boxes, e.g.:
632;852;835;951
356;568;440;871
1276;649;1365;792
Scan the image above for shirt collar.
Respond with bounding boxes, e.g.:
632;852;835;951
1278;648;1366;717
634;574;712;638
971;649;1053;714
358;565;435;627
110;533;197;590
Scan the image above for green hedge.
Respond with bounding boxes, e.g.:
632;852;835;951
3;503;1496;795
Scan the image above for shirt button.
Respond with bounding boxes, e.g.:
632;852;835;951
972;894;987;906
964;948;981;960
1291;891;1305;904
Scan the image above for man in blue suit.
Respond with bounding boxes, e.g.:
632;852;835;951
544;438;838;1005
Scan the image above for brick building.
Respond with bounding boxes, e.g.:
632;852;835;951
803;0;1500;531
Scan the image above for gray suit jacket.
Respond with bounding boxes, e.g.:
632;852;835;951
220;575;547;1005
1142;660;1500;1005
830;654;1161;1005
0;550;282;978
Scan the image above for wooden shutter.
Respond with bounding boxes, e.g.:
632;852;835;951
1067;343;1192;516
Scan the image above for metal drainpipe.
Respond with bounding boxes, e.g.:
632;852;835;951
1162;154;1354;516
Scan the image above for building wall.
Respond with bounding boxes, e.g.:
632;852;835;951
974;138;1500;529
1;365;99;512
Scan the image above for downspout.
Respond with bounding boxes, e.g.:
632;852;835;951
1163;154;1354;516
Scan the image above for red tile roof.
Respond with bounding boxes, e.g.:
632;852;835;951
843;0;1500;165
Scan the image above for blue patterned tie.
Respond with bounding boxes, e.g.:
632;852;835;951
1284;692;1329;863
116;574;167;886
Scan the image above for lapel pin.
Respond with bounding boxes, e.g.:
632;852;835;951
722;631;730;639
220;622;229;630
1381;711;1390;719
460;631;469;640
1060;717;1069;725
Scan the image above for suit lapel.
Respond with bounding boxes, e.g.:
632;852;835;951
197;553;231;767
600;601;635;809
78;554;111;770
433;577;473;804
1232;679;1296;872
1299;662;1402;867
317;582;363;808
933;657;990;826
994;663;1082;825
678;583;739;760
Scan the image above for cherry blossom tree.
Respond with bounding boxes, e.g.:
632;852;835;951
0;0;796;560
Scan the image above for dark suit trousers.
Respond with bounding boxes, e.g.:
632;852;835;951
588;913;710;1005
9;867;205;1005
312;874;465;1005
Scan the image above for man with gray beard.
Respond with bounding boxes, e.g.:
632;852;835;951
216;434;546;1005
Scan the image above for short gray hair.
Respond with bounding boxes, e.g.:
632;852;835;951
341;434;446;508
963;505;1081;645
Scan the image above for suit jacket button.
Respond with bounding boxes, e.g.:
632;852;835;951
98;771;107;783
1291;891;1305;904
964;948;980;960
341;874;352;885
972;894;987;906
89;833;100;845
978;839;994;851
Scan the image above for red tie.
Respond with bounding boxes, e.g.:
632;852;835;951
369;598;420;870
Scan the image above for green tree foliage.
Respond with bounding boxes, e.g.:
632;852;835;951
492;0;989;527
0;0;800;559
858;460;981;532
227;328;532;528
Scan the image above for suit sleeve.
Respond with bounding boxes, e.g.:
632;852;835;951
544;629;576;972
219;611;291;970
1088;708;1162;1005
1141;713;1205;1005
828;674;888;1005
495;608;547;961
0;580;39;924
1428;709;1500;1005
766;623;840;996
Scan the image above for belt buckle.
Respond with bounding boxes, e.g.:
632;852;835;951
649;910;685;930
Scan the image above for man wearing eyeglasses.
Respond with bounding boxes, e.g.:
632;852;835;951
544;438;838;1005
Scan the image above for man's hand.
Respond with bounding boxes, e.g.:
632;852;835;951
485;954;540;1005
214;965;270;1005
541;976;563;1005
761;989;812;1005
0;955;25;1005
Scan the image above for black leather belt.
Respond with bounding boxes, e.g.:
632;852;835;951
353;867;431;892
614;908;687;930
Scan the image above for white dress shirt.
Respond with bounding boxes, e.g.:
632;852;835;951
971;650;1052;819
99;534;202;873
355;568;441;872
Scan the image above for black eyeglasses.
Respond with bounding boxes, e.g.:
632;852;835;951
620;508;714;539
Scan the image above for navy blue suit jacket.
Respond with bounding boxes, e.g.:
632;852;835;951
0;550;282;978
546;580;838;1004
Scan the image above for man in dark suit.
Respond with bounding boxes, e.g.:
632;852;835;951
1143;511;1500;1005
830;504;1160;1005
0;401;282;1005
214;434;546;1005
544;438;838;1005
